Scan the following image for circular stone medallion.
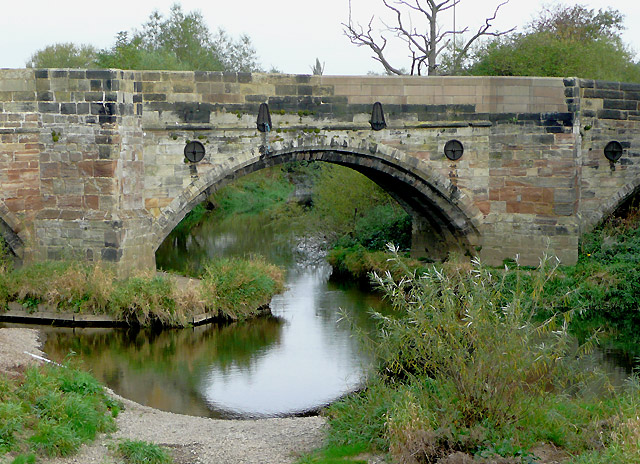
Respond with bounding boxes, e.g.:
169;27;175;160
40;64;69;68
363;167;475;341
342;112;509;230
184;141;206;163
444;140;464;161
604;141;623;162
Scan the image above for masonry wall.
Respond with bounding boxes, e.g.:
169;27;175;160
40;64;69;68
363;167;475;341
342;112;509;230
3;69;639;270
0;68;153;269
576;79;640;231
135;72;579;265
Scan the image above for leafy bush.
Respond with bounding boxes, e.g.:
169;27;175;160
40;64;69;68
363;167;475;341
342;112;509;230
327;246;423;284
541;206;640;353
334;205;411;252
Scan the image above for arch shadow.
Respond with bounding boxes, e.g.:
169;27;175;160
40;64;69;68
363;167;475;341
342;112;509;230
150;144;484;258
582;177;640;233
0;201;26;259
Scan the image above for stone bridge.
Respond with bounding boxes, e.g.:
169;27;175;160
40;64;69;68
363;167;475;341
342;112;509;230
1;68;640;272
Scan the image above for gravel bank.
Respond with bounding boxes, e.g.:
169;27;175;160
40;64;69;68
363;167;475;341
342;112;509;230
0;328;327;464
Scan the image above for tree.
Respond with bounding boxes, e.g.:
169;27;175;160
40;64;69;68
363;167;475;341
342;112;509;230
28;3;263;72
95;32;190;71
528;4;624;41
26;43;99;68
469;4;640;82
343;0;514;76
97;4;262;72
212;30;262;72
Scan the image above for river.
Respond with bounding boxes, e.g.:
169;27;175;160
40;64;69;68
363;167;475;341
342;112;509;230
32;209;638;418
40;213;391;419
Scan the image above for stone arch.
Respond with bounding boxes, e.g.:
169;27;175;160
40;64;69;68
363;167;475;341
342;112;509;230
0;201;27;259
582;177;640;233
150;142;484;258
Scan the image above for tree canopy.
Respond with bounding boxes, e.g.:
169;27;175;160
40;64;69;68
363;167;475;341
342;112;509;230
27;3;262;72
26;43;99;68
469;4;640;82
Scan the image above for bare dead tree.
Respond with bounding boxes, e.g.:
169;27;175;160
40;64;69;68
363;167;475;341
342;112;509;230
344;0;515;76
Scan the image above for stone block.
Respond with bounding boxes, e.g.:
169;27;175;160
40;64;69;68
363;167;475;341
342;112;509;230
554;203;574;216
86;70;116;80
38;102;59;113
275;84;297;96
603;99;637;111
597;109;627;120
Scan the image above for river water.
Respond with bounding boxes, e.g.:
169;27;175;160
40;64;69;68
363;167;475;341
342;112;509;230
40;214;391;419
34;211;638;418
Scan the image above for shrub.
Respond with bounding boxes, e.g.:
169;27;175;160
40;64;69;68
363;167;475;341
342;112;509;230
199;256;285;319
334;205;412;252
327;245;424;284
327;247;614;463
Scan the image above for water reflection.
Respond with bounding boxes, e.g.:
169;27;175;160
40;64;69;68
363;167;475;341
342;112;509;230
41;317;285;418
201;265;368;417
37;212;390;418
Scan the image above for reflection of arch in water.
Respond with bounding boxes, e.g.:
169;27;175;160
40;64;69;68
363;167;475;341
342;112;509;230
151;145;483;260
41;317;285;418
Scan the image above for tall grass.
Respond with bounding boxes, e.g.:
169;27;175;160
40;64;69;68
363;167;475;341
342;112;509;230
320;247;639;463
0;256;285;327
199;256;285;320
0;362;119;462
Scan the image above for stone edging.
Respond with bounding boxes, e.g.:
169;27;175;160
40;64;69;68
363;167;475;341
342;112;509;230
0;302;235;328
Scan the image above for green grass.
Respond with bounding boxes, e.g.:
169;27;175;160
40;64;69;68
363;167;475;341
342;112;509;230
0;362;119;462
210;166;294;218
0;255;285;328
117;439;173;464
297;443;370;464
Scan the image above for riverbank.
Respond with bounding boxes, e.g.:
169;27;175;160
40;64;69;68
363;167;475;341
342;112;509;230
304;249;640;464
0;256;285;328
326;203;640;358
0;327;326;464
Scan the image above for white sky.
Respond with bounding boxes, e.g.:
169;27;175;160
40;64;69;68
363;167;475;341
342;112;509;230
1;0;639;75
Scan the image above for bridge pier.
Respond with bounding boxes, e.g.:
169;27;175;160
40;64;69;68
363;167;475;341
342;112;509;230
409;214;472;262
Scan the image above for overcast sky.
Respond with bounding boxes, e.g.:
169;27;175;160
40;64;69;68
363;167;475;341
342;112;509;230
1;0;639;75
